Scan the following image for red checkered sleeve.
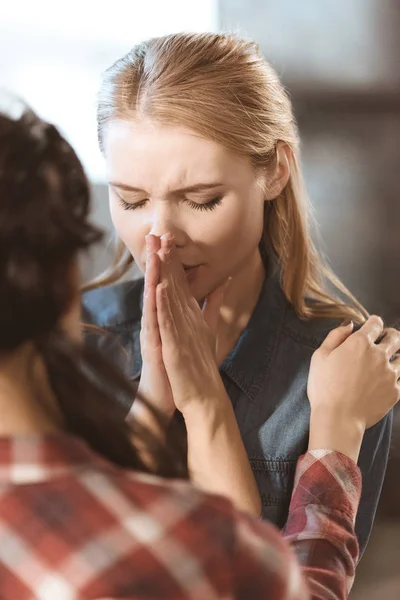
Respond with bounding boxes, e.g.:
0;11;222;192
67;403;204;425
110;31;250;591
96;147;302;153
0;438;361;600
231;449;361;600
231;509;308;599
283;449;361;598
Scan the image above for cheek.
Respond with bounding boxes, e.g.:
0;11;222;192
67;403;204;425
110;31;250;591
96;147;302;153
197;200;264;256
109;201;147;271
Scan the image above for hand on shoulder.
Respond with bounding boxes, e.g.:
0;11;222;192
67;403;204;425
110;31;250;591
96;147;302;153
308;316;400;461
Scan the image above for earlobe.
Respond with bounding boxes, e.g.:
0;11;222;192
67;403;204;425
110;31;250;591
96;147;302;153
264;142;291;201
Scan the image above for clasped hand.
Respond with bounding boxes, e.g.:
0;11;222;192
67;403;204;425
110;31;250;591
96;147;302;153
137;233;228;419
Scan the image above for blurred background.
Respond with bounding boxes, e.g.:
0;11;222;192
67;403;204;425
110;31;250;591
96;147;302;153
1;1;399;597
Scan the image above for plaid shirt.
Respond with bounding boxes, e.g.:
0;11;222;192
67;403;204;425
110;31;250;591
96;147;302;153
0;435;361;600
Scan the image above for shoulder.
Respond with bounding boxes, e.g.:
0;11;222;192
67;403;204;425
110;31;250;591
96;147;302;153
82;279;144;381
82;278;144;330
281;303;342;351
104;465;239;543
92;464;289;592
107;466;285;577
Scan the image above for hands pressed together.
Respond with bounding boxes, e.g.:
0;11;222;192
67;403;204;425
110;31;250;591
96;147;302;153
137;233;400;466
137;233;229;422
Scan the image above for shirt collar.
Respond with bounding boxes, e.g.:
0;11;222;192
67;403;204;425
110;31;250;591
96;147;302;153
0;434;106;485
131;250;288;399
220;252;287;402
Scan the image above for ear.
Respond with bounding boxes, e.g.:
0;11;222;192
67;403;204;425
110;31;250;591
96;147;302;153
263;142;291;201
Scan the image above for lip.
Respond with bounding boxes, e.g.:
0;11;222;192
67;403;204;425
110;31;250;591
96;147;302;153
183;264;202;280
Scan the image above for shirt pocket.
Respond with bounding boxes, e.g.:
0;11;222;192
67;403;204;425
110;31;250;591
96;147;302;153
250;458;297;529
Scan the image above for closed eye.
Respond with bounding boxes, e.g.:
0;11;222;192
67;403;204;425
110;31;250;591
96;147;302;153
187;197;223;212
116;196;223;212
116;196;148;211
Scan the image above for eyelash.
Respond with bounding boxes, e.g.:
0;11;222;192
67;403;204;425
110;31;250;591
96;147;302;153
117;196;223;212
117;197;146;211
188;197;222;212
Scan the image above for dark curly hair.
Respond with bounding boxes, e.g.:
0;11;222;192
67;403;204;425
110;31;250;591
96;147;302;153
0;93;186;479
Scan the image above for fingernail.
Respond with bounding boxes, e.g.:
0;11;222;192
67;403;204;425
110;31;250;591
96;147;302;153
341;319;352;327
160;234;170;245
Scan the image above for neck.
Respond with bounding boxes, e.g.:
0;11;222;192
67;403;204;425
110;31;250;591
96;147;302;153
0;344;61;437
216;248;265;364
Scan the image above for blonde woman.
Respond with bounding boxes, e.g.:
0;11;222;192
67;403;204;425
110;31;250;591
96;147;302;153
83;32;396;555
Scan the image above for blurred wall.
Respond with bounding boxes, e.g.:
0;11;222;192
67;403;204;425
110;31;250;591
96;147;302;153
219;0;400;325
218;2;400;597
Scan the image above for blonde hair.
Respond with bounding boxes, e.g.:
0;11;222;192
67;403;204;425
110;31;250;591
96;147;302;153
90;32;367;322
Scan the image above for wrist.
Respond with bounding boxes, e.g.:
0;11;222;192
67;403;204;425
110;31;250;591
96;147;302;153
182;391;232;433
309;407;365;462
133;388;176;423
136;372;176;421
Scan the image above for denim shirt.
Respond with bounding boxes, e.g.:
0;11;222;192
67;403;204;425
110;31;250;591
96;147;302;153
82;263;392;557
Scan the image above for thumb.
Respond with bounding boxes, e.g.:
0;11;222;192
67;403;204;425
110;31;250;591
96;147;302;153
202;278;231;334
319;320;354;355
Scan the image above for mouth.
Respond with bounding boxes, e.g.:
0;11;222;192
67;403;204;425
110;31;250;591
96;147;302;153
183;264;202;279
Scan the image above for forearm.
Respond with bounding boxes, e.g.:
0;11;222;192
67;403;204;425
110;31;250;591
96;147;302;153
355;412;392;555
183;394;262;517
127;384;175;468
308;407;364;462
283;450;362;600
128;396;168;440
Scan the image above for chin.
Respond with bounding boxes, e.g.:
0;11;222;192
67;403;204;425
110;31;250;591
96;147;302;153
187;281;203;303
188;274;224;304
185;275;205;300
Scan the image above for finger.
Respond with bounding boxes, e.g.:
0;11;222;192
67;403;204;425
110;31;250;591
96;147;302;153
391;355;400;379
160;241;191;317
164;256;194;336
156;282;178;346
159;233;174;264
158;241;180;305
164;240;190;295
319;320;354;355
145;235;161;295
158;239;197;338
143;252;162;346
378;328;400;359
202;278;230;334
358;315;384;343
146;234;161;262
145;250;161;294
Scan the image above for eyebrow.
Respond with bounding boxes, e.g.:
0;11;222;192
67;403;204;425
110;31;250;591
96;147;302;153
109;181;225;194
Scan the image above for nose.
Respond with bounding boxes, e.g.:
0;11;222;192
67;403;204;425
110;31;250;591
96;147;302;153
148;202;186;248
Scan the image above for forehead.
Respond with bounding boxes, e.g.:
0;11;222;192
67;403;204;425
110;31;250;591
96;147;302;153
104;119;253;191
